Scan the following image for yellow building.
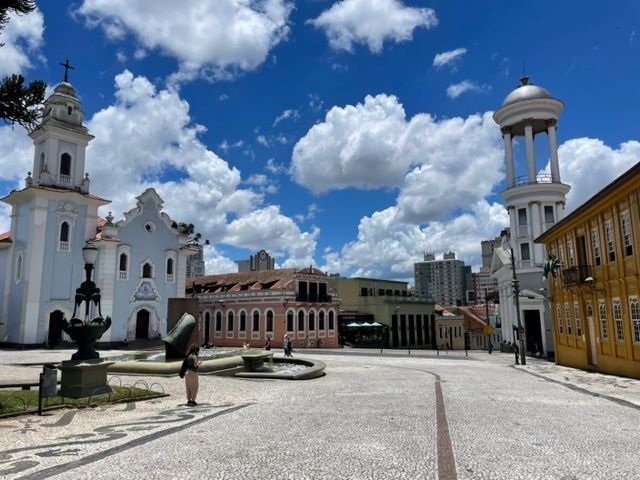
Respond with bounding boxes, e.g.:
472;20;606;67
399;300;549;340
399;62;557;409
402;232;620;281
329;277;464;350
536;162;640;379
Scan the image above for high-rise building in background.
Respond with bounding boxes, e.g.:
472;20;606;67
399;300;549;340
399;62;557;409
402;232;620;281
236;249;275;273
414;252;469;306
186;245;205;278
471;236;502;304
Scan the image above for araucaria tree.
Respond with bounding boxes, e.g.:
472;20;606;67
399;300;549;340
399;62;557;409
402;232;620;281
0;1;46;131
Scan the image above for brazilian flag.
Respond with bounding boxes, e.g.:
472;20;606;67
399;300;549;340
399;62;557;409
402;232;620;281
542;255;559;280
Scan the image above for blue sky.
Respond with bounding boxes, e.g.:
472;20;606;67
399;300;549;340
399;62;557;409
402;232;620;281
1;0;639;283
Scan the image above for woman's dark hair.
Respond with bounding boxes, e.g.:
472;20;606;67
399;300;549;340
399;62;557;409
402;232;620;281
186;344;200;356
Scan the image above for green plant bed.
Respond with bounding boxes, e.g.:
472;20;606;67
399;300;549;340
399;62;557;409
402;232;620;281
0;386;166;416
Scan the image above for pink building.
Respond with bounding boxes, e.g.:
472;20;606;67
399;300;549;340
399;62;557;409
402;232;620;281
186;267;339;349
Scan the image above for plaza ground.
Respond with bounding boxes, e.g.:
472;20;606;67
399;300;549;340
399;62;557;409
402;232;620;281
1;348;639;480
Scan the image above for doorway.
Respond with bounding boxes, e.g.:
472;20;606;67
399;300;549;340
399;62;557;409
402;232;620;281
48;311;64;346
524;310;542;355
135;309;150;339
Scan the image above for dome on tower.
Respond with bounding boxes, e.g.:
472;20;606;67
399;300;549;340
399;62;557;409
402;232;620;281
501;76;553;106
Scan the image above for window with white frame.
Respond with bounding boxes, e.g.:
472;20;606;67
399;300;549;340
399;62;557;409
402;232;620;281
117;246;130;280
142;261;153;279
598;300;608;340
286;311;294;332
520;242;530;261
565;303;572;335
630;297;640;344
586;300;593;318
613;298;624;341
227;311;234;333
329;310;335;330
605;220;615;262
58;221;70;251
558;244;565;267
574;303;582;337
544;205;555;224
252;310;260;332
59;153;72;183
591;228;601;267
621;212;633;257
297;310;305;331
266;310;274;332
165;251;176;283
566;239;575;267
215;312;222;332
239;311;246;332
556;304;563;334
319;310;325;330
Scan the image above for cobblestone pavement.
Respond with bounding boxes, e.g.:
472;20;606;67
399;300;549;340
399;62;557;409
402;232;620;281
1;348;639;479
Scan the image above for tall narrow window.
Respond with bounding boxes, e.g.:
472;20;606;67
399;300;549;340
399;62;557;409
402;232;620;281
142;262;153;278
227;311;234;332
39;153;45;173
59;221;70;251
630;297;640;344
287;311;294;332
266;311;274;332
239;311;246;332
621;212;633;257
565;303;572;335
605;221;615;262
297;311;305;331
598;300;608;340
215;312;222;332
253;311;260;332
613;299;624;341
59;153;72;184
517;208;528;236
329;311;335;330
309;311;315;331
591;228;601;267
573;303;582;337
544;205;555;224
566;240;575;267
556;304;563;334
319;311;325;330
165;257;174;282
520;243;530;262
119;253;128;280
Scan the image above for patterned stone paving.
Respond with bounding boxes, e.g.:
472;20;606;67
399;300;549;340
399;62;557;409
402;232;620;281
0;348;639;479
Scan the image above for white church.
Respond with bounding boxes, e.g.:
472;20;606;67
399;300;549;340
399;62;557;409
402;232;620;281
0;79;195;347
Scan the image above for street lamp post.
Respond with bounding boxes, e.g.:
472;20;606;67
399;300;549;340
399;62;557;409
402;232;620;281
509;244;526;366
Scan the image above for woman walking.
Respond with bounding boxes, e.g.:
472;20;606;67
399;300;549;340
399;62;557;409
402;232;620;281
182;345;201;406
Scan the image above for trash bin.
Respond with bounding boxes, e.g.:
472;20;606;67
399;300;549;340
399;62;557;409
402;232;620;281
40;364;58;398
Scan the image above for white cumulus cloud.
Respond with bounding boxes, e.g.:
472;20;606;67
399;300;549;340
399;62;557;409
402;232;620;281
308;0;437;53
292;94;504;225
0;6;44;77
76;0;293;83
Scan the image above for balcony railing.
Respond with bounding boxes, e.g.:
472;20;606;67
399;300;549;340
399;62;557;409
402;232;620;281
561;265;591;286
295;294;333;303
59;174;71;184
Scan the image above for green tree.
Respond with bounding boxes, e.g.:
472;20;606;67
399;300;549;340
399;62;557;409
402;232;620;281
0;1;46;131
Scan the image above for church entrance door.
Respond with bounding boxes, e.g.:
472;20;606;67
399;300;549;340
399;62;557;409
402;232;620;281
48;311;64;346
136;310;150;339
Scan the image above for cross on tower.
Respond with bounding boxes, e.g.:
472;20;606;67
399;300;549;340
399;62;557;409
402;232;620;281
60;59;74;83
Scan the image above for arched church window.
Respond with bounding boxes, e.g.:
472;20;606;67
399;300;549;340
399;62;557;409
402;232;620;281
60;153;71;176
142;262;153;278
58;222;70;251
165;254;175;283
118;253;128;280
266;311;274;332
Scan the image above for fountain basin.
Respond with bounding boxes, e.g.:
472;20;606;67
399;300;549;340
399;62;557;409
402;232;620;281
108;351;325;380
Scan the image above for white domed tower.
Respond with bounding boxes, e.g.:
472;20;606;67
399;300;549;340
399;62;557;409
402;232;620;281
493;76;570;267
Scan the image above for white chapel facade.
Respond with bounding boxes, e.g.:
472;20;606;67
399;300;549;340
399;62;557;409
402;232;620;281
0;79;194;346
